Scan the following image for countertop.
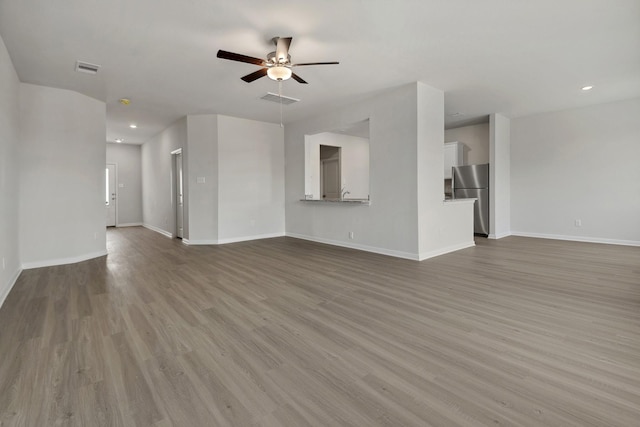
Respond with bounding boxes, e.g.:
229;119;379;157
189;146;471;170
443;198;477;204
300;198;371;205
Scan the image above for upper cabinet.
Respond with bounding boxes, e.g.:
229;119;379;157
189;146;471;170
444;141;463;179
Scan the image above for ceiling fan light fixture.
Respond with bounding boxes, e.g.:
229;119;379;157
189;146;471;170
267;66;292;81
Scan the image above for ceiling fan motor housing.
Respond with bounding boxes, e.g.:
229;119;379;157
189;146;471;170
267;52;291;66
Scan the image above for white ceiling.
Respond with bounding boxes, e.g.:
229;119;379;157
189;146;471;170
1;0;638;144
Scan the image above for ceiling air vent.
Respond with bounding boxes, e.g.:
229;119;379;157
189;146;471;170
261;92;300;105
75;60;100;75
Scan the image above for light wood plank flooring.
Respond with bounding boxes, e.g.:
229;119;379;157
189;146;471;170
1;227;639;426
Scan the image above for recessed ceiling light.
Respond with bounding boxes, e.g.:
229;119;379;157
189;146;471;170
129;124;137;129
115;138;123;143
581;85;593;91
119;98;131;105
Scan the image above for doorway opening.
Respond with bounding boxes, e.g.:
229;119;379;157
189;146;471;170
172;150;184;239
106;163;117;227
320;145;341;199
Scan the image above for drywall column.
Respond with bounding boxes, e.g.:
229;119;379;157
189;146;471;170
185;114;218;244
416;83;446;255
489;113;511;238
19;84;107;267
0;34;21;304
417;82;475;258
141;118;187;237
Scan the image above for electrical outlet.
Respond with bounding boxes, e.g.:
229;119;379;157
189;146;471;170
348;231;354;239
574;219;582;227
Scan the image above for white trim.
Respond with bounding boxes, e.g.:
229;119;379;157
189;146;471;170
217;232;285;245
22;250;108;270
183;232;286;246
106;163;118;227
442;198;476;205
142;223;173;238
116;222;143;227
418;240;476;261
0;267;23;310
488;231;511;240
182;239;217;245
286;232;420;260
511;231;640;247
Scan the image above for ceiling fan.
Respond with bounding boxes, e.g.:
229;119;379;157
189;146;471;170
217;37;339;84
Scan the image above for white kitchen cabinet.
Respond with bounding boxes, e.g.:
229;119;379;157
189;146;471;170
444;141;463;179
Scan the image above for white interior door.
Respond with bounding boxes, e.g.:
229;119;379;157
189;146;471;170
175;153;184;238
106;164;116;227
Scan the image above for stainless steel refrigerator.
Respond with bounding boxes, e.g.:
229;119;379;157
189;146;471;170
452;163;489;236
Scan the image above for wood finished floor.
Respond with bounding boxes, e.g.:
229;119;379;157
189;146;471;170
1;228;639;426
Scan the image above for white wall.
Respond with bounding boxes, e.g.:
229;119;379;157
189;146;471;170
106;143;143;226
141;114;284;244
19;83;107;267
511;98;640;245
217;115;285;243
141;117;187;237
185;114;218;243
305;132;370;199
417;83;475;258
285;83;474;260
445;122;490;165
490;114;511;239
0;35;21;305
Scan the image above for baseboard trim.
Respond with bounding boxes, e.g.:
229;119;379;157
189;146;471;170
183;232;286;246
117;222;142;227
22;250;109;270
418;240;476;261
488;232;512;240
0;267;23;310
182;239;217;245
285;232;419;261
142;223;173;238
217;232;285;245
511;231;640;247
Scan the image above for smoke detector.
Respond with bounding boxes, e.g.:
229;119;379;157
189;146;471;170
75;60;100;75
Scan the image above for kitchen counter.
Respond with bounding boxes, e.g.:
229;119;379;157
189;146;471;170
443;198;477;204
300;198;371;205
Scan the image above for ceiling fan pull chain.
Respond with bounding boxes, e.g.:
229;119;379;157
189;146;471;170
279;80;283;127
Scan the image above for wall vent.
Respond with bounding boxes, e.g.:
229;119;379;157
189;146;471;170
261;92;300;105
75;60;100;75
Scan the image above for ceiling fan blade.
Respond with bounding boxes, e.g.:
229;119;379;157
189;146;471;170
292;61;340;67
217;50;265;66
241;68;268;83
291;73;308;84
275;37;292;62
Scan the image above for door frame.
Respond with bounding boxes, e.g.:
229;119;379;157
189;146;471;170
170;148;184;239
106;163;118;227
